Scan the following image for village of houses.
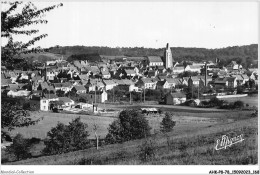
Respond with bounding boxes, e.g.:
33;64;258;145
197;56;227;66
1;43;258;115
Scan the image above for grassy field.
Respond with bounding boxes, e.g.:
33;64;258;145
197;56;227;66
2;94;257;164
9;112;116;140
9;109;252;140
222;94;258;107
5;116;257;165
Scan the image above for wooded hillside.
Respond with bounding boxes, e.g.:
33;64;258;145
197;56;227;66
22;44;257;68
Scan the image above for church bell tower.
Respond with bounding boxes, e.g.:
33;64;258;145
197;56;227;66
164;43;173;68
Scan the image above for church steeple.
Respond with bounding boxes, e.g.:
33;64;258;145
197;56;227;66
164;43;173;68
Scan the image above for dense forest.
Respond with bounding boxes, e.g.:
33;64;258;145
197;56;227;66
66;53;102;63
47;44;258;68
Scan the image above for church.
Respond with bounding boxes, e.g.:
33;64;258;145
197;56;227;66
144;43;174;69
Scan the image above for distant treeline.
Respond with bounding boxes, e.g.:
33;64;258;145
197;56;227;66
66;53;102;63
45;44;258;68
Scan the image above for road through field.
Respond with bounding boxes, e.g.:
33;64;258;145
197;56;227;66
109;103;229;112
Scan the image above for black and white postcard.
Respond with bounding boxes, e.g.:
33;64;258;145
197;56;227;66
1;1;259;174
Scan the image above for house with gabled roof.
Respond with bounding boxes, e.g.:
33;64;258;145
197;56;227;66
84;90;108;103
80;67;91;74
40;93;59;111
115;79;137;92
225;77;237;88
37;82;55;93
136;78;157;90
165;92;186;105
145;56;164;67
241;74;249;83
186;76;201;87
156;66;166;73
172;66;185;74
101;70;111;79
103;79;118;91
78;74;89;81
157;74;168;81
186;65;201;73
53;82;72;93
231;74;244;85
124;69;136;78
214;77;237;89
90;66;100;75
178;77;188;86
226;61;242;70
71;85;86;94
58;97;75;107
163;78;180;88
147;70;159;78
156;80;167;90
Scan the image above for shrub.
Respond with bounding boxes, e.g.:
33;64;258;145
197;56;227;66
251;110;258;118
6;134;31;160
105;109;151;144
233;100;244;109
209;97;225;107
139;139;157;162
43;117;90;155
160;112;176;133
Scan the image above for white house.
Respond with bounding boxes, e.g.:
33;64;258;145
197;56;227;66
103;79;118;91
136;78;157;90
226;61;243;70
165;92;186;105
87;91;108;103
40;94;59;111
172;67;185;74
58;97;75;107
46;70;56;81
7;90;31;97
187;65;201;73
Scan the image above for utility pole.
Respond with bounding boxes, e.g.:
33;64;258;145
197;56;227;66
113;87;115;103
144;86;145;102
93;124;99;150
198;86;199;99
192;85;193;99
95;82;97;104
130;91;131;104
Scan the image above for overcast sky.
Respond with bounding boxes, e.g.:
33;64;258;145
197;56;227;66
5;1;259;49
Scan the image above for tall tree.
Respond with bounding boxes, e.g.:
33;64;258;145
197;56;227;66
160;112;176;133
1;98;40;131
1;1;63;68
1;1;62;139
105;109;151;144
43;117;90;155
6;133;31;160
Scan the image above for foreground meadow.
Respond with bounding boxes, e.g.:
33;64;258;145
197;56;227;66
4;111;257;165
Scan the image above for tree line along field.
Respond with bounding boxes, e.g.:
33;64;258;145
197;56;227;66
5;115;257;165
